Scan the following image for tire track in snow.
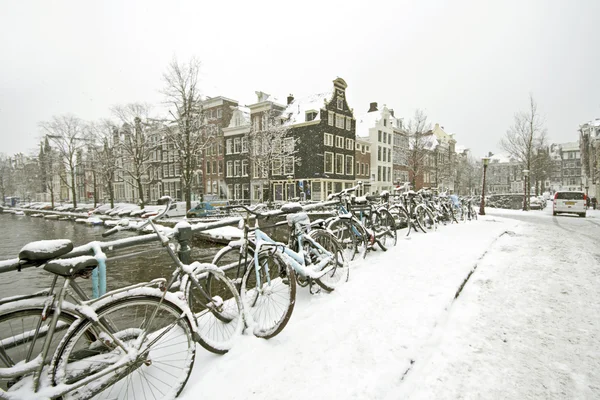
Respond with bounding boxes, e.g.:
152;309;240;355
552;216;597;241
398;228;514;384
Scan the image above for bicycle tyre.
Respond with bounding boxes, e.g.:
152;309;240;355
185;266;245;355
374;209;397;250
52;295;196;400
416;205;436;232
308;229;349;291
241;250;296;339
326;218;358;262
0;307;81;392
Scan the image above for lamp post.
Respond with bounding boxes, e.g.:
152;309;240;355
287;175;293;200
522;169;530;211
479;157;490;215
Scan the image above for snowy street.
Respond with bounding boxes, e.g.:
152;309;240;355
180;207;600;399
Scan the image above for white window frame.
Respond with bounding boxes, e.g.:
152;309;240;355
328;111;334;126
283;156;294;175
346;155;354;175
234;160;241;176
346;116;352;131
217;108;223;118
324;151;334;174
335;154;344;175
242;160;249;176
241;137;248;153
336;136;344;148
283;137;294;153
226;139;233;155
233;138;241;154
337;98;343;110
335;115;345;129
324;133;334;147
272;157;283;176
346;138;354;150
226;161;233;177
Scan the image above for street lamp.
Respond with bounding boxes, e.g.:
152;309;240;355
479;157;490;215
522;169;530;211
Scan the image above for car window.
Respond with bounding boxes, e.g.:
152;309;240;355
555;192;584;200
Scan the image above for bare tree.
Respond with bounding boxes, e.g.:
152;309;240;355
39;115;89;208
530;134;554;195
455;152;481;195
88;120;120;208
0;153;15;204
247;109;299;203
500;94;546;208
405;109;432;189
38;137;61;207
111;103;159;207
161;57;208;210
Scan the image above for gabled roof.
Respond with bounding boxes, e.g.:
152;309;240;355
281;90;333;126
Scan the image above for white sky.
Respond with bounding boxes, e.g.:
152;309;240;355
1;0;599;158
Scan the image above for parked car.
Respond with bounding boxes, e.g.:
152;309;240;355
553;191;586;217
529;196;543;210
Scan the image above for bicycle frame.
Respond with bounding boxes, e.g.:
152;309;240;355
252;227;335;290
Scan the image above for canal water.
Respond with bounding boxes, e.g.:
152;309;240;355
0;213;222;299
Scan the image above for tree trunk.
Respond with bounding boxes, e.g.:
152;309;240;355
93;171;98;208
137;179;145;207
70;168;77;208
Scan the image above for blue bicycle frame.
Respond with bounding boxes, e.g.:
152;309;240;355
252;227;335;288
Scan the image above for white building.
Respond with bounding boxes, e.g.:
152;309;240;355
355;103;402;194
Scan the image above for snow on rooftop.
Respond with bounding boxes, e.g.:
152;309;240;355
281;90;333;126
455;144;468;154
559;141;580;151
408;134;439;150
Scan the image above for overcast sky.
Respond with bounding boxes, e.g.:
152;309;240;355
1;0;599;158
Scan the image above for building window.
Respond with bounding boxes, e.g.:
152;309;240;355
346;116;352;131
306;111;317;121
378;166;382;181
206;161;211;174
226;161;233;177
234;160;241;176
234;138;241;153
324;152;334;173
253;116;259;131
356;161;360;175
227;184;233;198
378;131;382;142
272;158;282;175
262;114;268;131
378;146;381;161
335;154;344;174
234;184;240;200
336;136;344;148
346;138;354;150
226;139;233;155
242;160;249;176
324;133;334;146
383;118;387;127
218;161;223;174
284;156;294;175
241;137;248;153
346;155;354;175
283;137;294;153
336;115;345;129
217;109;223;118
328;112;334;126
337;98;343;110
366;164;369;176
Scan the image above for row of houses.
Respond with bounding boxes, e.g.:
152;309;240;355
484;141;583;195
579;119;600;199
5;77;472;205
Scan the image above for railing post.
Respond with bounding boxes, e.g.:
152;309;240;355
176;224;193;265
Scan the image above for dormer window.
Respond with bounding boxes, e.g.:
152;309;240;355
337;98;343;110
306;110;318;122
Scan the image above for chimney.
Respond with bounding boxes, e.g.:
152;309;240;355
389;109;394;117
287;94;294;105
368;102;378;112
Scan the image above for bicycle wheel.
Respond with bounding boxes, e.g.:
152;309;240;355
52;295;196;400
241;250;296;339
348;219;369;259
413;206;428;233
416;205;436;232
308;229;349;291
374;209;397;250
0;307;81;391
212;244;253;284
326;218;358;261
185;266;245;355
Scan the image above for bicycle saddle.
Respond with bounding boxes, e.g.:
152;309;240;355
44;255;99;277
19;239;74;262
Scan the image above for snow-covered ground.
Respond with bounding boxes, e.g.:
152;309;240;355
175;206;599;399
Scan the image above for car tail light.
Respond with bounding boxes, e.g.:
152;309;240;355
583;194;587;201
554;192;559;200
